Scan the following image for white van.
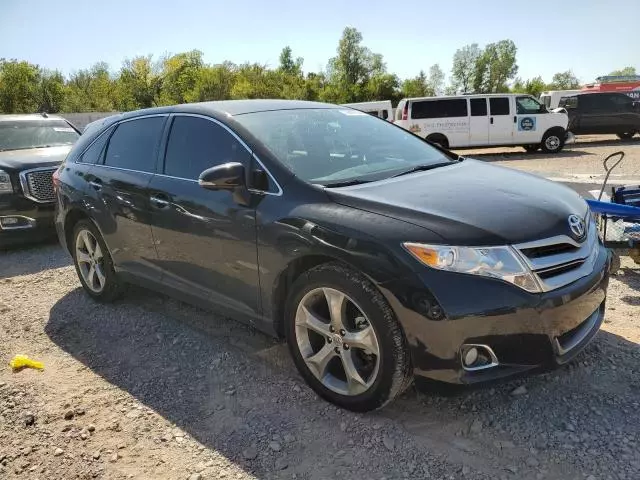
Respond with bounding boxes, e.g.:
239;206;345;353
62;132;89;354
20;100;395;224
540;90;582;109
341;101;394;121
394;94;570;153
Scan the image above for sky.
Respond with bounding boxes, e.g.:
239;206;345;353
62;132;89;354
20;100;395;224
1;0;637;85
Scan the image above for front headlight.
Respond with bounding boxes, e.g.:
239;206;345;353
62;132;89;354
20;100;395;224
403;243;541;293
0;169;13;194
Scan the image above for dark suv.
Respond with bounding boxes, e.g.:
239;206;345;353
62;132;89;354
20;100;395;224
55;100;610;411
0;114;80;247
559;92;640;139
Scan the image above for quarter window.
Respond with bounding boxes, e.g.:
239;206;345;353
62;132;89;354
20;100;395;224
411;99;468;119
470;98;488;116
164;116;250;180
104;117;165;172
80;127;113;164
489;98;510;116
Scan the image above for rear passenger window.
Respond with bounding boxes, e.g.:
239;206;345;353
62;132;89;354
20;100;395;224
104;117;165;172
489;98;510;116
164;116;250;180
470;98;487;116
80;127;113;164
411;99;468;119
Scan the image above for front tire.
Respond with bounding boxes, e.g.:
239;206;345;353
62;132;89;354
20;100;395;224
541;130;565;153
72;219;123;302
284;263;412;412
616;131;636;140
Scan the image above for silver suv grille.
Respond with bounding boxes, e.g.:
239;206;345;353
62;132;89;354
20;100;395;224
19;168;57;203
513;218;599;292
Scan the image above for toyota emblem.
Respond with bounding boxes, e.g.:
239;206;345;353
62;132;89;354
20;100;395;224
568;214;585;238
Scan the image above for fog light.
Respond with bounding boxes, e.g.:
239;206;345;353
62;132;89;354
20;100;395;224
0;215;35;230
463;347;478;367
1;217;19;226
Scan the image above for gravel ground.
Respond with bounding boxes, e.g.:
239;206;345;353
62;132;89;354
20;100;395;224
1;136;639;480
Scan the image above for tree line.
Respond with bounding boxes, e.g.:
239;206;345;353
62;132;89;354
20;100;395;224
0;27;636;114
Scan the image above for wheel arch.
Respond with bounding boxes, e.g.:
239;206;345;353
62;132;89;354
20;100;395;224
63;208;91;255
425;133;449;149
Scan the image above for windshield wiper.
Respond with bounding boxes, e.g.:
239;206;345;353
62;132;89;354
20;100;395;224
391;161;456;178
323;179;373;188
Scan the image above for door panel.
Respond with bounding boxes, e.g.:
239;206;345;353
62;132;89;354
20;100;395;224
515;96;545;144
489;97;514;144
148;114;261;319
469;98;489;145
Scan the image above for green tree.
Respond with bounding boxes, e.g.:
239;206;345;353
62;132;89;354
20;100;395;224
608;66;637;77
473;40;518;93
189;62;236;102
64;62;117;112
159;50;204;105
401;70;432;98
231;63;283;99
451;44;481;93
278;46;303;76
117;56;163;110
548;70;580;90
0;59;41;113
428;64;444;96
38;69;66;113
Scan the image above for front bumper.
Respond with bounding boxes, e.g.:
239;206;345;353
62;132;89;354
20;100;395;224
0;194;56;247
380;244;610;385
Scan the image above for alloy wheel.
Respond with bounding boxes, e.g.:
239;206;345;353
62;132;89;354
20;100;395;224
294;287;380;396
545;135;560;151
75;229;106;293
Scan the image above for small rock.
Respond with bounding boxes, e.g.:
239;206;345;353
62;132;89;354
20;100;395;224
339;422;347;432
188;474;202;480
63;410;74;420
511;385;528;396
109;452;119;463
80;430;89;440
53;448;64;457
194;462;207;473
382;435;395;451
283;434;295;443
74;407;85;416
225;388;236;396
268;441;281;452
469;419;483;434
242;446;258;460
275;457;289;470
92;451;101;460
87;424;96;432
292;385;301;393
586;476;595;480
23;412;35;427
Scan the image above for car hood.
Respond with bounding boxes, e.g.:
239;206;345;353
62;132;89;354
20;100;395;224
0;146;71;171
326;159;588;245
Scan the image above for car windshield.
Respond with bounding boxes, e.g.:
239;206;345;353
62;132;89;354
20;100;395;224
234;108;452;186
0;120;79;152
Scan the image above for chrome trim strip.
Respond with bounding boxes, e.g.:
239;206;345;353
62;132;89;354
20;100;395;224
0;215;36;230
460;344;499;372
18;166;58;204
513;234;582;251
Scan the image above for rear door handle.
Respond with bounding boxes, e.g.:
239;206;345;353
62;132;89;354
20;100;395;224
490;117;494;124
150;194;169;208
89;179;102;191
514;116;517;123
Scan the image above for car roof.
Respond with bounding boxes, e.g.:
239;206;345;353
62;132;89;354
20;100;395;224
0;113;68;122
118;99;340;121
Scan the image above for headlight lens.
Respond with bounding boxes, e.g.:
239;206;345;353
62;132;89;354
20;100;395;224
0;169;13;194
403;243;541;293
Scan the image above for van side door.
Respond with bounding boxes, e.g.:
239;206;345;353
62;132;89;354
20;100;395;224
488;97;514;144
468;98;489;145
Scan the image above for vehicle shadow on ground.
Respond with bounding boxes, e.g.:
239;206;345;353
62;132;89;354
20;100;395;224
467;149;592;162
0;240;70;279
573;137;640;148
45;284;640;479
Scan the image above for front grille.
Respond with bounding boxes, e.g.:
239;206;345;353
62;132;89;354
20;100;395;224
513;217;599;292
20;168;57;203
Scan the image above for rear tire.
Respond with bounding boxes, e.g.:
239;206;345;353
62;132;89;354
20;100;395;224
616;131;636;140
540;130;565;153
72;219;123;302
284;262;412;412
426;134;449;150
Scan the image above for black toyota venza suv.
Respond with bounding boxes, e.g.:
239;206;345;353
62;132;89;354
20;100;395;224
1;114;80;247
55;100;610;411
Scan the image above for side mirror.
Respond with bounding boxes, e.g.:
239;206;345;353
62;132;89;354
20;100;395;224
199;162;246;191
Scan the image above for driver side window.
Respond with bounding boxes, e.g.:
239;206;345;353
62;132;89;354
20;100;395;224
163;115;250;180
516;96;544;114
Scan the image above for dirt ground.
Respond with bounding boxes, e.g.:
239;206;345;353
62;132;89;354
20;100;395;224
1;136;639;480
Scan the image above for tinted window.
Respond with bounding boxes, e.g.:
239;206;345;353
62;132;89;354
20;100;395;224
411;99;468;119
516;96;544;114
104;117;164;172
489;98;510;115
80;127;113;164
611;94;634;110
234;108;451;185
560;96;578;109
470;98;487;116
164;116;249;180
581;94;614;112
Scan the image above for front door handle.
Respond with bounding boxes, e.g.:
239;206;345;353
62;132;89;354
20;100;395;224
490;117;494;124
150;194;169;208
88;179;102;191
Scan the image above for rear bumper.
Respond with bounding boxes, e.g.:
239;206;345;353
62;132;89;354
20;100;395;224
0;194;56;247
380;244;610;385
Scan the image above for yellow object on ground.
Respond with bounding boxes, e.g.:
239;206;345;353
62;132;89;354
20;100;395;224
9;354;44;371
